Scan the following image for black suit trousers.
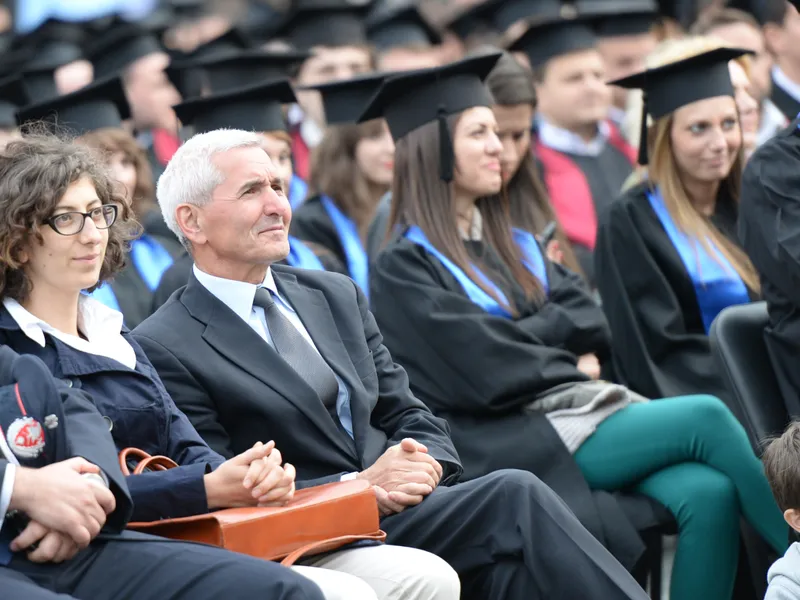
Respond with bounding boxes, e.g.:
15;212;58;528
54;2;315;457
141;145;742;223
381;469;648;600
5;531;323;600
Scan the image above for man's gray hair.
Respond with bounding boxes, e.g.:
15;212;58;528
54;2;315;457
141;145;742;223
156;129;263;248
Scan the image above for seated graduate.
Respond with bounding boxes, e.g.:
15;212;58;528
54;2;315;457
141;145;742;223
290;73;394;297
364;52;789;600
0;133;457;600
738;103;800;419
0;346;323;600
505;7;637;285
484;50;584;276
595;46;762;402
153;78;347;310
131;121;652;600
15;77;182;329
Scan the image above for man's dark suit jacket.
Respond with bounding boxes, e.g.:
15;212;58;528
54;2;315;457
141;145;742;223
132;266;462;488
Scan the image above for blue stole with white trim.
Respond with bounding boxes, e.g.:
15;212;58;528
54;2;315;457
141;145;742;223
320;195;369;296
289;175;308;211
403;225;548;319
646;187;749;333
286;236;325;271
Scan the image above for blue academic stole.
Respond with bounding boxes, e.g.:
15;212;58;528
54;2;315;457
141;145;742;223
320;195;369;296
646;187;750;333
404;225;549;319
286;235;325;271
289;175;308;211
89;235;174;312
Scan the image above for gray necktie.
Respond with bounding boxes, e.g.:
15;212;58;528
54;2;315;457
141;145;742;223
253;287;339;410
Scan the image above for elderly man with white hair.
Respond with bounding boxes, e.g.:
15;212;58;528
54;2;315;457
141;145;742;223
133;128;650;600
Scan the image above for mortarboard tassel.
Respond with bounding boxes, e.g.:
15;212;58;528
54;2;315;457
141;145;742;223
637;91;649;166
438;105;454;183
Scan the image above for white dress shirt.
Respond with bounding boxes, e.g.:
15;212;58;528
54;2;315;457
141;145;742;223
3;296;136;370
536;116;612;157
773;65;800;104
192;265;354;437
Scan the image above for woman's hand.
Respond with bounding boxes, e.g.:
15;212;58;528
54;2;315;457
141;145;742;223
577;354;601;380
545;240;563;264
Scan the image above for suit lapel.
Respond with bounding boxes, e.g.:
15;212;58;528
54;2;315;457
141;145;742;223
274;273;364;458
183;274;359;461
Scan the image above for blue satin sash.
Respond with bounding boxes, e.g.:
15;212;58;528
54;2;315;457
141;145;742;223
130;235;174;292
646;187;749;333
404;225;548;319
320;195;369;296
289;175;308;211
286;235;325;271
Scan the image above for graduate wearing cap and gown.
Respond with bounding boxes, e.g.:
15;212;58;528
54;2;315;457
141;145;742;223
508;13;637;285
739;117;800;418
595;47;761;403
152;78;348;310
85;19;181;181
365;52;790;600
16;76;180;328
271;2;375;181
290;73;387;297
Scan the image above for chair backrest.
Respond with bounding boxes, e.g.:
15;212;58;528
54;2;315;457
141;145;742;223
710;302;788;454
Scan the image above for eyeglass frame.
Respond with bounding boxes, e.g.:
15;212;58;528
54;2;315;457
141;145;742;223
44;204;119;236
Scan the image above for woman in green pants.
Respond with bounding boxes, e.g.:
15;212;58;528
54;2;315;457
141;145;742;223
364;50;788;600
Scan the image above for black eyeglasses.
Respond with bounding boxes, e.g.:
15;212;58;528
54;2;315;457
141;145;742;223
45;205;118;236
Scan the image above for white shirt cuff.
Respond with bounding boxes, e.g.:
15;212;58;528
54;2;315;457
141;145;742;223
340;472;359;481
0;463;17;534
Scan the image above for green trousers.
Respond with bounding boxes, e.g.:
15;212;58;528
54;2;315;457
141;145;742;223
574;395;788;600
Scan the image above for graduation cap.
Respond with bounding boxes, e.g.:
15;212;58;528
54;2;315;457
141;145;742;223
12;19;86;66
366;2;442;50
577;0;659;36
270;2;372;50
188;27;255;61
0;76;29;128
472;0;567;32
16;75;131;137
300;72;386;125
440;3;495;40
609;46;751;165
506;11;599;69
172;78;296;134
173;49;311;95
85;20;166;79
359;51;501;181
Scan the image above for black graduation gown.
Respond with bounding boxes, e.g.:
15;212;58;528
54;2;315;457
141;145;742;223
370;235;671;572
151;247;349;311
291;194;367;280
770;74;800;122
533;136;634;286
594;182;755;402
108;209;184;329
739;118;800;417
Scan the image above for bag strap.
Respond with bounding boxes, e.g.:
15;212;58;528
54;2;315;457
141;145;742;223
119;447;179;476
279;531;387;566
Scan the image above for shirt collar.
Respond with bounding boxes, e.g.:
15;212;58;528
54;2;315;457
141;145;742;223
772;65;800;103
535;116;611;157
288;104;325;148
3;295;124;348
192;265;284;324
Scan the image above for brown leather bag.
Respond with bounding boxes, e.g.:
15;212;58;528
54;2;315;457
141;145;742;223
118;447;386;565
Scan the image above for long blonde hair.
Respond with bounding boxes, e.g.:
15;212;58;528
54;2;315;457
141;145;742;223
642;36;760;293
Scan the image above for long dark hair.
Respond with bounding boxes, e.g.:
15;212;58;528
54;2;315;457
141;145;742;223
390;112;543;315
310;119;389;241
484;51;584;276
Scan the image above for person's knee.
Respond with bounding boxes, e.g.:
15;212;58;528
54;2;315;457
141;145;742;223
405;552;461;600
291;566;377;600
676;467;739;531
232;560;326;599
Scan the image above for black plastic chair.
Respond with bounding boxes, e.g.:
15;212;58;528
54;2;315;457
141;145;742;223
710;302;788;454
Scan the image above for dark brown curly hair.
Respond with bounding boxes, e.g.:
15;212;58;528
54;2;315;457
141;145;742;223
0;133;139;302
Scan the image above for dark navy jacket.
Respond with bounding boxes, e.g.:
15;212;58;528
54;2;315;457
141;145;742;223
0;306;225;523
